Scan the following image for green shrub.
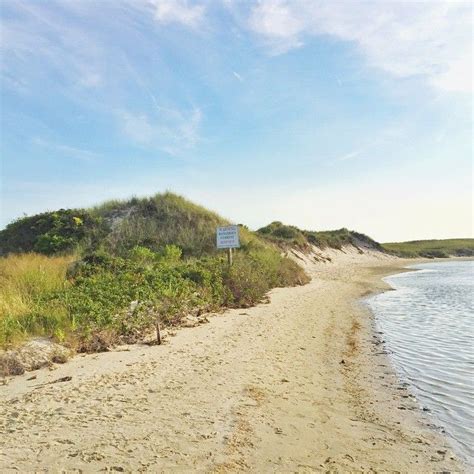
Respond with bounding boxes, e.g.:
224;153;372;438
257;222;307;247
0;209;107;256
223;248;309;307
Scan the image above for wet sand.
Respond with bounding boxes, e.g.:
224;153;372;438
0;250;462;472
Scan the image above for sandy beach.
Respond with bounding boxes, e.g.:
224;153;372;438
0;249;462;472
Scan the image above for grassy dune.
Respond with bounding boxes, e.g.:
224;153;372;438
257;221;382;251
0;193;308;350
382;239;474;258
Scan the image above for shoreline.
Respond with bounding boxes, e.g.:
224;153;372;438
364;258;472;471
0;253;463;472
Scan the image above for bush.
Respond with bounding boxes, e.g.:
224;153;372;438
257;222;307;247
223;249;309;307
0;209;107;256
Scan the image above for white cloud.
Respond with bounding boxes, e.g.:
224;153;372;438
248;0;303;50
118;105;202;155
148;0;205;27
431;49;473;93
248;0;472;93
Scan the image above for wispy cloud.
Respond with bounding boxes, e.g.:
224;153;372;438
118;105;203;155
331;126;407;163
32;137;100;162
0;1;105;92
247;0;472;93
335;149;364;162
148;0;205;28
232;71;244;82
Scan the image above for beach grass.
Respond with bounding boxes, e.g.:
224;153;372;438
0;253;74;346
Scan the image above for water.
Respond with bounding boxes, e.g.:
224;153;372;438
368;260;474;467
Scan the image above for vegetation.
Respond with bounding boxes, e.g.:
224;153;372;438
382;239;474;258
90;192;230;257
257;222;307;247
0;209;107;256
0;254;74;346
257;221;383;251
0;193;308;350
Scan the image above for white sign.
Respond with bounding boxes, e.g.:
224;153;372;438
216;225;240;249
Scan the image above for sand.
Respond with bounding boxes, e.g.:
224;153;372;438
0;248;463;472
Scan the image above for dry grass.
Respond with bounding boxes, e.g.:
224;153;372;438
0;253;74;346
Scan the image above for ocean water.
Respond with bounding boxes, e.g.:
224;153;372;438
367;260;474;467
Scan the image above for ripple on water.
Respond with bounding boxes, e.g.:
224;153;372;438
368;260;474;467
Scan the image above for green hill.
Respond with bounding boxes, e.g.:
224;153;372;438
0;193;231;257
257;221;383;252
0;193;309;353
382;239;474;258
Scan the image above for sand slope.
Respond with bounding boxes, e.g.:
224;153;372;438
0;251;461;472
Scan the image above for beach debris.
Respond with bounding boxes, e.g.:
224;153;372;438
49;375;72;384
33;375;72;389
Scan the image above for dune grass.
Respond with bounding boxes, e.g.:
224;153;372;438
382;239;474;258
0;254;74;346
257;221;382;251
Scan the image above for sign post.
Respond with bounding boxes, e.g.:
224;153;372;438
216;225;240;265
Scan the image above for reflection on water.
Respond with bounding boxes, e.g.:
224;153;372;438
368;260;474;467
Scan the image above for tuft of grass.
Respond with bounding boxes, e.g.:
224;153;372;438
382;239;474;258
0;254;74;346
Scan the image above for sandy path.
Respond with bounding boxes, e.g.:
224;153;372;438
0;255;461;472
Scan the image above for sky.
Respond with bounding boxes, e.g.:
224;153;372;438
0;0;472;242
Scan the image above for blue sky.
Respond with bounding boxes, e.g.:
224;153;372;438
0;0;472;241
